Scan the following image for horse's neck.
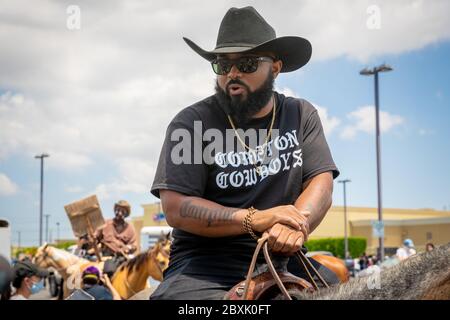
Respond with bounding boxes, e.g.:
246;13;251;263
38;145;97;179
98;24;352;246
48;247;86;272
146;255;163;281
305;243;450;300
50;247;78;261
127;257;152;285
122;249;162;294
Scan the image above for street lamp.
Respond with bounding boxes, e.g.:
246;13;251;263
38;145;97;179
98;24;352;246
359;63;393;262
44;214;50;243
338;179;351;259
35;153;49;246
17;231;21;250
56;222;60;243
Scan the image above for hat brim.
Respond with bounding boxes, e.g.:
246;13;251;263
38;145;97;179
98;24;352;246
14;261;49;278
183;36;312;73
35;267;49;278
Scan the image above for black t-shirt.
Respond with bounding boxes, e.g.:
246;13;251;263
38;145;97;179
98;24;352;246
151;92;339;270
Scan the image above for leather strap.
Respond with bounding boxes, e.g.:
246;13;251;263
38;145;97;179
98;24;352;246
242;235;292;299
295;250;330;290
241;234;329;300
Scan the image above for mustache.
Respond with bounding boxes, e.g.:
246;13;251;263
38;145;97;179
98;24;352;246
226;79;250;93
215;72;274;125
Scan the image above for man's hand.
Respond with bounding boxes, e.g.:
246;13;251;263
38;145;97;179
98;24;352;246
264;223;307;256
251;205;310;236
102;273;122;300
123;245;135;254
101;273;113;288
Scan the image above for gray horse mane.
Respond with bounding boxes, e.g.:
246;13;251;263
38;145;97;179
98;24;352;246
299;242;450;300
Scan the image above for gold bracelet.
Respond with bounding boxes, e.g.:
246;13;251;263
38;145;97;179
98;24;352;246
243;206;259;240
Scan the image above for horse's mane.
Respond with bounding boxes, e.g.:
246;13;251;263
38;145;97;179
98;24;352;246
119;239;168;273
298;241;450;300
119;249;153;273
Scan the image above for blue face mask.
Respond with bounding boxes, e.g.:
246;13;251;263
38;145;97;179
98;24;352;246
30;279;44;294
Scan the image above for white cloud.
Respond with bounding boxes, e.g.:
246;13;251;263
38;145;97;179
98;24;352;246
288;0;450;61
276;87;298;99
314;105;341;136
276;86;340;136
341;105;404;139
0;173;19;196
92;158;156;201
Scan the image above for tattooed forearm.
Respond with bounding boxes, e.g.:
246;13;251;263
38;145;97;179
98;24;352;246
179;199;238;227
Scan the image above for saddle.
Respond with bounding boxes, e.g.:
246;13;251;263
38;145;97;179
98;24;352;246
103;255;127;278
224;235;329;300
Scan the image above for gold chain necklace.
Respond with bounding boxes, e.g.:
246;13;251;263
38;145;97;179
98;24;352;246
227;95;276;176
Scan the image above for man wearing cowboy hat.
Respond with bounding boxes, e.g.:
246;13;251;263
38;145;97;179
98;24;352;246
151;6;340;299
95;200;138;257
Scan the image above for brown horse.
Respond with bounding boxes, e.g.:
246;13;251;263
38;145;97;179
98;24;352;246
33;238;170;300
111;237;171;299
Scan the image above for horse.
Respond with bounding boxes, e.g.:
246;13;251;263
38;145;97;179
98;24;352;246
33;244;103;299
111;237;171;299
272;241;450;300
33;237;171;300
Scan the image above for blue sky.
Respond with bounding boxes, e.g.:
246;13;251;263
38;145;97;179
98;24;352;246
280;41;450;211
1;1;450;246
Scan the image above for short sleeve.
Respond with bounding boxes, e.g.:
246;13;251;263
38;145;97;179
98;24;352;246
151;108;208;198
300;101;340;181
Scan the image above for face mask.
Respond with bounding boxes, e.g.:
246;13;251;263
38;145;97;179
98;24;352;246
29;279;44;294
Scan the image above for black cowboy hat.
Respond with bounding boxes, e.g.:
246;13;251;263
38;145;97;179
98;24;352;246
183;6;312;73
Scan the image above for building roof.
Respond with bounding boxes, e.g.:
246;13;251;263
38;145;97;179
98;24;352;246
351;216;450;227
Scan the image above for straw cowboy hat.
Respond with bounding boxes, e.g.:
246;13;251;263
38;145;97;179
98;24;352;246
183;6;312;73
114;200;131;217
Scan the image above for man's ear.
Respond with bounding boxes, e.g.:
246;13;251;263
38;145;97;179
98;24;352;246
272;59;283;78
24;276;32;286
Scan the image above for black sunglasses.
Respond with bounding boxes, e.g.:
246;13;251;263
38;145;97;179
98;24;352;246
211;56;274;75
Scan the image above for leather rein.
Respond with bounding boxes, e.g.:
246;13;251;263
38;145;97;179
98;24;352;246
241;234;330;300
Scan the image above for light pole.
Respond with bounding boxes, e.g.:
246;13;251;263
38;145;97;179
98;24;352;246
56;222;60;244
44;214;50;243
360;64;393;262
17;231;21;250
338;179;351;259
35;153;49;246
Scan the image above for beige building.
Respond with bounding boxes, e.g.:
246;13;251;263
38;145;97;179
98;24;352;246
311;206;450;254
130;202;168;251
131;203;450;255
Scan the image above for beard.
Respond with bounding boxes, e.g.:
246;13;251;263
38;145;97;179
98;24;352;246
215;70;274;126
